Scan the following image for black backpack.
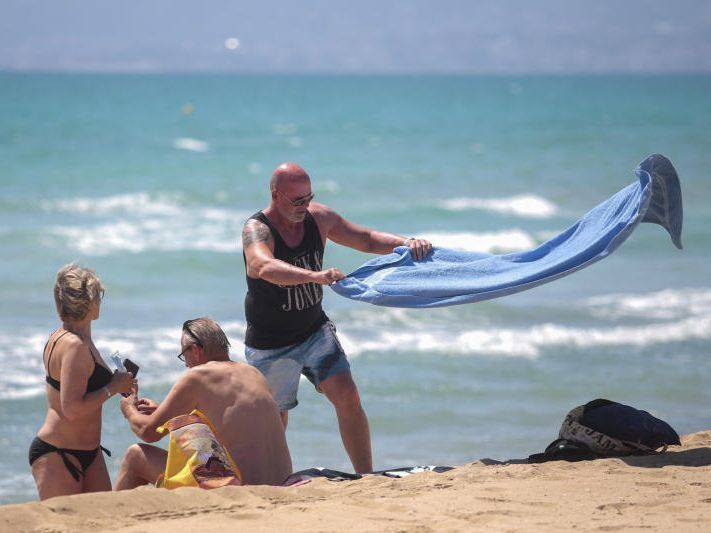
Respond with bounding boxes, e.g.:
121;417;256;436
529;399;681;463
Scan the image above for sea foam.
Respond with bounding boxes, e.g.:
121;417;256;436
439;194;558;218
3;289;709;400
333;287;711;359
337;314;711;359
173;137;209;152
43;192;183;217
50;217;242;255
585;288;711;321
44;192;247;255
418;230;538;253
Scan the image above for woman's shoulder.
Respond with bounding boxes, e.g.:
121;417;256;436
52;331;91;361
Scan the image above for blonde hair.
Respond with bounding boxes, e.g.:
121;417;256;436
54;263;105;321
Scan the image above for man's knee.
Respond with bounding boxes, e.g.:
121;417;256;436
120;443;165;486
122;443;162;472
121;443;146;469
325;375;363;412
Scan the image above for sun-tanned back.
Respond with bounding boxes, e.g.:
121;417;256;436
189;361;292;485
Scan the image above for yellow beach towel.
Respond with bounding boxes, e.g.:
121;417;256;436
156;409;242;489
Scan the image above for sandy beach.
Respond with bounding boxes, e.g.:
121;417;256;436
3;430;710;532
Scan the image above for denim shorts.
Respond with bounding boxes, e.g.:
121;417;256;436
244;321;350;411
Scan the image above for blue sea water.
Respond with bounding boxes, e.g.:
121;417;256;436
1;73;710;504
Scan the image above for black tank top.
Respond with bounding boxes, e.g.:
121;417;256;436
44;331;113;394
244;210;328;349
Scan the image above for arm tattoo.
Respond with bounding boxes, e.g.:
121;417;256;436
242;220;273;248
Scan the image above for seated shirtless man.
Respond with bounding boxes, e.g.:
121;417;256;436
116;317;292;488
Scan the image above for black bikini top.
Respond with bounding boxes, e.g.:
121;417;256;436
44;331;113;394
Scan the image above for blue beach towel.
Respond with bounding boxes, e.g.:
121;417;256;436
331;154;683;308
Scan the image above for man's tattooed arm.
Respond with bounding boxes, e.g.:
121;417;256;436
242;219;273;249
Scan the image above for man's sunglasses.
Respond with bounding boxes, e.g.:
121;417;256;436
276;189;315;207
177;321;203;362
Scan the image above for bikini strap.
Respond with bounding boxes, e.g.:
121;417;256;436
57;445;110;481
87;346;109;378
45;330;71;372
87;345;100;364
55;450;83;482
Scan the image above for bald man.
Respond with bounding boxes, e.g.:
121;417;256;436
241;162;431;473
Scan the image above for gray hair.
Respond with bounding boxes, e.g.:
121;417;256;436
182;317;231;358
54;263;105;321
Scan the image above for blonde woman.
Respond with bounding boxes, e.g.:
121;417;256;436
29;264;136;500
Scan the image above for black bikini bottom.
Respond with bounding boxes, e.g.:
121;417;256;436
29;436;111;482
